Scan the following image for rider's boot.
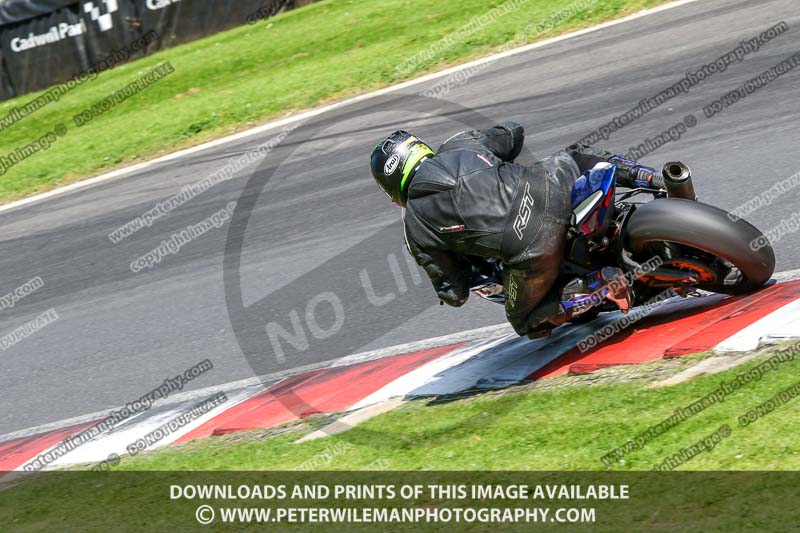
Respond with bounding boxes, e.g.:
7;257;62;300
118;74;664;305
519;269;633;340
597;266;633;313
560;267;633;319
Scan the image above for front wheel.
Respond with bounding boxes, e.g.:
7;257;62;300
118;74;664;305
624;199;775;295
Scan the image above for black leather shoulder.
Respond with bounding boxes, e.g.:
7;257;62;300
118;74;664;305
407;157;456;199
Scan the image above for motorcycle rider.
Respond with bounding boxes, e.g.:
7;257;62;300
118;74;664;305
369;122;664;338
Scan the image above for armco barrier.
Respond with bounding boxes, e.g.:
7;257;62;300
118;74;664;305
0;0;317;101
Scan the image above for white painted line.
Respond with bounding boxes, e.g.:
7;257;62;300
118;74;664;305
294;398;407;443
0;0;703;216
350;335;518;408
33;388;255;469
470;315;628;387
771;268;800;283
350;305;678;406
763;327;800;344
714;298;800;353
0;323;508;444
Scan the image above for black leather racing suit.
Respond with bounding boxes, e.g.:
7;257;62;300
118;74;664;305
402;122;647;337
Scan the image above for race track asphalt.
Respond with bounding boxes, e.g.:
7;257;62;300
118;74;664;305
1;0;798;434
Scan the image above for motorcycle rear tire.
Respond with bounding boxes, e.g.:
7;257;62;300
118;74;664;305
625;199;775;295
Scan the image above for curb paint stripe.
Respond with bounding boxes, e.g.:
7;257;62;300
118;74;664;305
531;282;800;379
713;297;800;352
349;336;512;408
666;281;800;357
177;343;462;442
0;420;101;472
43;387;258;469
0;323;510;446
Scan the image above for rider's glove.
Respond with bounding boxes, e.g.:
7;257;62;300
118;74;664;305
435;280;469;307
609;156;665;189
500;121;525;162
413;251;470;307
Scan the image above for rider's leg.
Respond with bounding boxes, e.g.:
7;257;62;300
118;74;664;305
500;161;574;338
513;267;635;340
503;261;566;337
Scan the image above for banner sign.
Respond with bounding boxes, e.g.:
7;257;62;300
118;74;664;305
0;0;310;100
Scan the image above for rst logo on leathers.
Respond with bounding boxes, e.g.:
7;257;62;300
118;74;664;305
513;181;535;240
384;154;400;175
507;276;518;306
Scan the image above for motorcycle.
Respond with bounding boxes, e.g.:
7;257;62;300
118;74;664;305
467;161;776;321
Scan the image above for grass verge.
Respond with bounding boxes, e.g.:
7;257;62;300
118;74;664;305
0;0;673;202
75;342;800;470
3;343;800;531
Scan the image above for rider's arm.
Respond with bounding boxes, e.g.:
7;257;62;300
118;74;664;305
438;122;525;163
412;247;471;307
403;219;470;307
566;143;663;188
564;143;618;172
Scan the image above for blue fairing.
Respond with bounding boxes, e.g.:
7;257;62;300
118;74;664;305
571;164;616;209
570;164;616;237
